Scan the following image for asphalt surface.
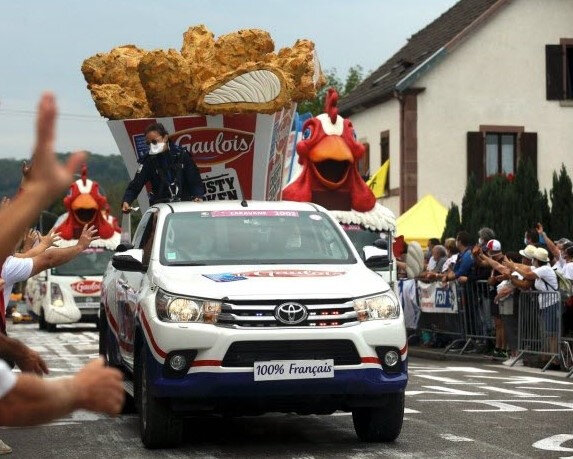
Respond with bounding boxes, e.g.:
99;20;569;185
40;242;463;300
2;323;573;458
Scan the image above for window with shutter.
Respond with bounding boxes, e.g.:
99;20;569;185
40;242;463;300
546;41;573;100
467;132;484;186
520;132;538;177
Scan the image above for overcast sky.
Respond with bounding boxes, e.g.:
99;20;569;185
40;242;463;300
0;0;457;159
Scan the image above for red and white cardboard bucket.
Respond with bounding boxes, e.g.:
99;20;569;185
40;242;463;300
108;105;296;211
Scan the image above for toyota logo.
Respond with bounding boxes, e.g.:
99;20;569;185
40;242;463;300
274;302;308;325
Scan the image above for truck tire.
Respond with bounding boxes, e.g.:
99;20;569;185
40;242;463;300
39;309;47;331
352;392;404;442
137;346;183;448
46;322;57;333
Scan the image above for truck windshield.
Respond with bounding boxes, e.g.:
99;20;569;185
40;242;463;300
161;210;355;265
51;248;113;276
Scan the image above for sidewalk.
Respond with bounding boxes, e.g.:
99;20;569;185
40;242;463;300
408;344;573;378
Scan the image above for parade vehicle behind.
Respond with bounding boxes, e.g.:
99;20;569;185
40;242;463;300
26;168;121;331
26;247;114;331
100;199;408;448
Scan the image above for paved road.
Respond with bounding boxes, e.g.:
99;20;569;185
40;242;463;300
2;323;573;458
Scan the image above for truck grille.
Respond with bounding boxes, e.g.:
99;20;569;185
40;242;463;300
222;340;361;367
217;298;358;328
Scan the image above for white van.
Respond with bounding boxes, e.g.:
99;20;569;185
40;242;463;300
101;200;408;448
26;247;114;331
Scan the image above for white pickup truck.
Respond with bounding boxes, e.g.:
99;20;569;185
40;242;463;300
100;200;407;448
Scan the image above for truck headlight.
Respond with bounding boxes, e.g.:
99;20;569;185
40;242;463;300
51;283;64;307
156;289;221;323
353;292;400;321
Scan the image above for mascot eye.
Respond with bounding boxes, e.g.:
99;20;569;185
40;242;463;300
302;127;312;140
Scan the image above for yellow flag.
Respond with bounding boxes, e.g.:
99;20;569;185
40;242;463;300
366;159;389;198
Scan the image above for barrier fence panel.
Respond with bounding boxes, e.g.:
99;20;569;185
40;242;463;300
458;280;496;354
414;280;466;353
513;290;562;371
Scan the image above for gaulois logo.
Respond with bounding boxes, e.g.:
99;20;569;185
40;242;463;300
172;128;254;166
70;280;101;295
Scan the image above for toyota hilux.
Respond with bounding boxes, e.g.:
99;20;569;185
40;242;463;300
100;200;407;448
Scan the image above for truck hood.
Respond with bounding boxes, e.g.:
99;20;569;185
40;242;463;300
150;263;389;301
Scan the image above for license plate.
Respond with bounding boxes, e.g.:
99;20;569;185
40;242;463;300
78;302;99;309
253;359;334;381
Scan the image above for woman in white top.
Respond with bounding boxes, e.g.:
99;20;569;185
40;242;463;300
441;237;459;273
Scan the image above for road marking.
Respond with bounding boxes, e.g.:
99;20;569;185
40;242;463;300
532;434;573;452
481;386;557;398
440;433;474;442
419;399;573;412
407;386;485;396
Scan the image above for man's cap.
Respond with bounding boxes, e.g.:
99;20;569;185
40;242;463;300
556;237;572;246
486;239;501;252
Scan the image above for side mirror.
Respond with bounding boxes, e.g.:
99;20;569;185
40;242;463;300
115;243;134;253
112;249;146;272
363;246;390;269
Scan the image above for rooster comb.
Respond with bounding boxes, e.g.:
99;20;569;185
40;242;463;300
325;88;339;124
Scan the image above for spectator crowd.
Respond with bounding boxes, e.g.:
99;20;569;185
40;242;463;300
396;223;573;370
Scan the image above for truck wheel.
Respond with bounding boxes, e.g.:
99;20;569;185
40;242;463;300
137;347;183;448
38;309;47;331
46;322;57;333
352;392;404;442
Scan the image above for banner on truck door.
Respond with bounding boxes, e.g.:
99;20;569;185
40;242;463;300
107;105;297;212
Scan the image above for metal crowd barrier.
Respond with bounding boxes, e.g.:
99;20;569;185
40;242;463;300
457;280;496;354
512;290;562;372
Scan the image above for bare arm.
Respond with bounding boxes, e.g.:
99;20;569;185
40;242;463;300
0;358;123;426
30;225;98;276
0;93;85;266
0;333;48;375
540;229;559;260
15;229;61;259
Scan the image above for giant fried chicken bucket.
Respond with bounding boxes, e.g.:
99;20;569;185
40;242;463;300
82;25;325;210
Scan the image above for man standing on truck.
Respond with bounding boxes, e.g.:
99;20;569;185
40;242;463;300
121;122;205;211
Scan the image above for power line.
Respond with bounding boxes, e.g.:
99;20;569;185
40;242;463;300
0;108;103;122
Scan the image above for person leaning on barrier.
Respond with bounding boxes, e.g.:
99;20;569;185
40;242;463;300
0;92;124;427
420;245;447;281
504;247;560;357
122;122;205;211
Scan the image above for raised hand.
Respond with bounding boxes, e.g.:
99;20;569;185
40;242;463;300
26;93;86;204
77;225;99;250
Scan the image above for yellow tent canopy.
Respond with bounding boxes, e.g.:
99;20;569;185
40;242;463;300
396;194;448;248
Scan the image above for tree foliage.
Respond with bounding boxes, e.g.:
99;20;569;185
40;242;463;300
549;164;573;239
298;65;364;116
458;159;567;252
441;203;461;242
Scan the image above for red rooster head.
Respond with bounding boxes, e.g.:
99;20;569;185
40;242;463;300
54;165;116;240
283;88;376;212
